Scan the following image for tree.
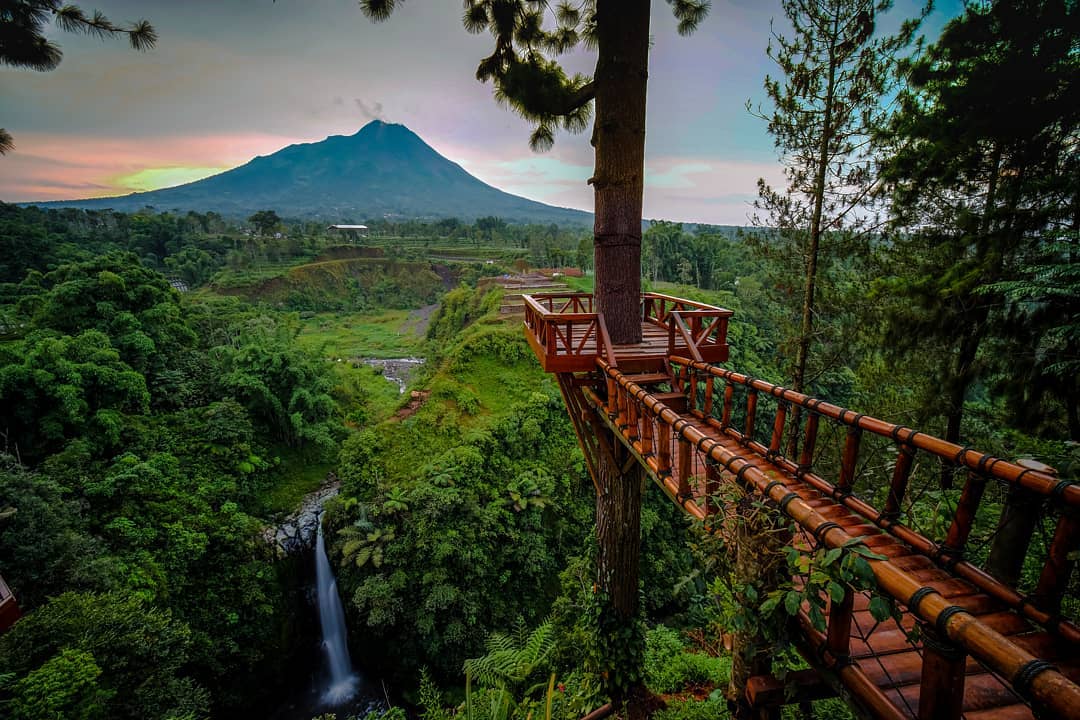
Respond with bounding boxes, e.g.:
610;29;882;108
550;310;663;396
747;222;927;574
878;0;1079;460
752;0;925;449
360;0;706;342
0;2;156;154
247;210;281;237
357;1;711;709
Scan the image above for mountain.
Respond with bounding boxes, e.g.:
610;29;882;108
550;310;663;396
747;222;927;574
31;121;592;225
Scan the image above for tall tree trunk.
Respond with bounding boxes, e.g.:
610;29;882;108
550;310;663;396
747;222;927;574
595;433;644;709
786;14;840;458
941;325;982;488
592;0;650;345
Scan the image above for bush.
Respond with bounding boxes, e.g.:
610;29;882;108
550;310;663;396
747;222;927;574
643;626;729;695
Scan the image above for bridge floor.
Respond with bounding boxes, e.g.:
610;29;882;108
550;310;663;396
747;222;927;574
574;364;1080;720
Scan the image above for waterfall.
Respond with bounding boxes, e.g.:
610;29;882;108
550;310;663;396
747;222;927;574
315;518;360;706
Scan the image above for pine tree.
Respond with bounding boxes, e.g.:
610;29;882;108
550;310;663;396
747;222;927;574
358;0;709;343
358;3;711;711
878;0;1079;463
751;0;926;452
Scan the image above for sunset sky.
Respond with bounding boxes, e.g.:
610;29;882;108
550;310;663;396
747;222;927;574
2;1;960;225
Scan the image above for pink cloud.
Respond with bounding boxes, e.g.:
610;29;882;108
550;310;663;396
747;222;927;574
1;132;304;202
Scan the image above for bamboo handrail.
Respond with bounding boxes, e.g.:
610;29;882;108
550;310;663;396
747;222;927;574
596;359;1080;719
670;356;1080;643
670;357;1079;507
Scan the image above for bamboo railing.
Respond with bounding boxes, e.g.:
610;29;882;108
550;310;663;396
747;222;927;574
586;357;1080;720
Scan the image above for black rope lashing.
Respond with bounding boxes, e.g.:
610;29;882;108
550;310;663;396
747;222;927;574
778;492;800;513
1012;659;1058;698
933;544;962;569
763;480;786;496
1052;479;1074;501
813;521;841;543
920;625;965;661
953;446;973;465
907;586;940;615
890;424;911;442
848;414;865;430
934;605;966;639
976;453;996;473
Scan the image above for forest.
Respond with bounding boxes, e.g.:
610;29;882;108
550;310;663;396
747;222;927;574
0;0;1077;719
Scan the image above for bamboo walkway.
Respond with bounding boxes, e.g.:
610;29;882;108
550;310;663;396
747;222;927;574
524;292;1080;720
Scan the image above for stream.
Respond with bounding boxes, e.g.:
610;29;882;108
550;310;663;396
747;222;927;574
357;357;424;394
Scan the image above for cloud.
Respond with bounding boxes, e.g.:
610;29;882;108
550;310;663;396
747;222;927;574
0;131;302;202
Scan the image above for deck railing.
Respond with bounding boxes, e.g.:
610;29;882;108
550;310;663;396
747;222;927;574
0;572;20;633
588;358;1080;720
522;293;604;373
668;356;1080;633
522;291;733;370
642;292;733;362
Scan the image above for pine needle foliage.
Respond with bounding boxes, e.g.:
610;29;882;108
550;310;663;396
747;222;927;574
358;0;710;150
0;1;156;154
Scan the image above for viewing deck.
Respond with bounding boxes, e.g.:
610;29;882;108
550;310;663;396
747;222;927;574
522;290;1080;720
521;292;733;373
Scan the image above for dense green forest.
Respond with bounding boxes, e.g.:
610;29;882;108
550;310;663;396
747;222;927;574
1;1;1078;720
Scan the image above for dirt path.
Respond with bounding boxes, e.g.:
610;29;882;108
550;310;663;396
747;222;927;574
393;390;430;421
401;303;438;338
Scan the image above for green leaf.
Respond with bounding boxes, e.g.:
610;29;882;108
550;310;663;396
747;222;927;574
869;596;892;622
827;582;846;604
853;556;876;585
784;590;801;616
850;545;888;560
822;547;843;567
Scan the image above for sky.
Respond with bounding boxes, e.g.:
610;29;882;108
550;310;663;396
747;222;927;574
1;0;961;225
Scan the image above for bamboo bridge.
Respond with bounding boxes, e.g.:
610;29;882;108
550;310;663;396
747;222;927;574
523;291;1080;720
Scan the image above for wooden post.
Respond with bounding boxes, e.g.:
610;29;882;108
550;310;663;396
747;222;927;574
837;427;861;495
826;588;854;664
883;444;916;521
1034;509;1080;615
745;389;758;443
705;462;721;516
799;413;819;476
769;401;788;458
943;473;988;559
641;413;654;457
721;382;734;429
657;421;672;475
626;395;639;440
703;375;714;416
918;625;966;720
985;461;1049;586
678;437;693;499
